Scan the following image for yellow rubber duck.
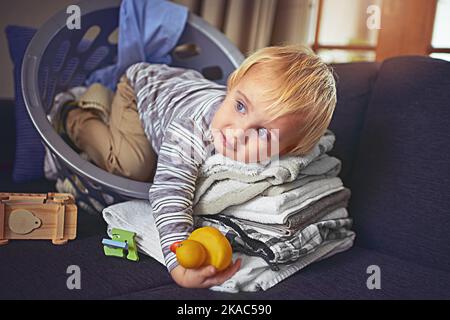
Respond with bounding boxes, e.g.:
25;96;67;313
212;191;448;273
170;226;233;271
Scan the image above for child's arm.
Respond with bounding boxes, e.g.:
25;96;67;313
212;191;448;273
126;61;210;95
148;119;205;272
148;119;239;287
126;62;240;287
126;63;209;270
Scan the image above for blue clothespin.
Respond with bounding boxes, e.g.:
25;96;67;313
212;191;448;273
102;228;139;261
102;238;128;250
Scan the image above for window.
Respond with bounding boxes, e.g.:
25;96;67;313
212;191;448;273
429;0;450;61
310;0;383;63
311;0;450;63
431;0;450;48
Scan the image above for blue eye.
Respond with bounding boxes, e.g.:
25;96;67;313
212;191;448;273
235;101;246;114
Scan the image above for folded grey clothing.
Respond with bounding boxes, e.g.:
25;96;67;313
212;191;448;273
194;154;342;215
196;213;354;271
245;207;350;238
233;188;352;237
286;188;351;228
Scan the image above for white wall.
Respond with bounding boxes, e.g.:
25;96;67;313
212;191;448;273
0;0;75;99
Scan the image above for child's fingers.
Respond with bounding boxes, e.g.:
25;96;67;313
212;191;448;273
223;258;242;278
198;265;217;279
203;258;242;287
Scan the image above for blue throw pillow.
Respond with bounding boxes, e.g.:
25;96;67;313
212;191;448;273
5;25;45;182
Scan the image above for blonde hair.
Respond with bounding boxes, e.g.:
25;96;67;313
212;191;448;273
227;44;337;155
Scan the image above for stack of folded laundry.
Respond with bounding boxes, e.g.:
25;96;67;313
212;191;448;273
192;129;355;271
102;129;355;292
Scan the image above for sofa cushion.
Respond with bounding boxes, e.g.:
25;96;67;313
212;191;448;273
5;26;46;183
117;245;450;299
1;177;448;299
0;100;16;174
3;225;449;299
328;62;380;184
0;211;171;300
348;56;450;272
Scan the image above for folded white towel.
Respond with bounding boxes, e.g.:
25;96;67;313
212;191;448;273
193;154;342;215
196;177;344;224
102;200;354;292
263;155;341;196
198;130;335;182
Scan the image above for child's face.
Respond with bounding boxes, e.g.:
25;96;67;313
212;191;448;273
210;65;303;163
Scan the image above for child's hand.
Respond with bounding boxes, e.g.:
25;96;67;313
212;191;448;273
170;258;241;289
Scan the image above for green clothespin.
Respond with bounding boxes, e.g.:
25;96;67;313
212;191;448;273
103;228;139;262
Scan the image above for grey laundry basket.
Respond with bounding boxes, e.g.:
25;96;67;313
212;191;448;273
22;0;244;213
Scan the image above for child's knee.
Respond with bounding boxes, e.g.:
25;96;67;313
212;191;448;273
123;156;156;182
107;147;156;182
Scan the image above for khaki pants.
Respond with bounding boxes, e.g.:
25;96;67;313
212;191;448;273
66;77;157;182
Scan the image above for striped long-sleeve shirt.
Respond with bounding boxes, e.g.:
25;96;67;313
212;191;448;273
126;62;227;272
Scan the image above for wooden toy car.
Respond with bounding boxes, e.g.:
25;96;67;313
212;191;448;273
0;192;77;245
